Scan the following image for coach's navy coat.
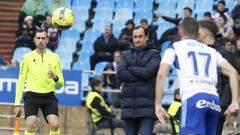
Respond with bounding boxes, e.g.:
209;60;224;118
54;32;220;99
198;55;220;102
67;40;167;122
117;44;160;119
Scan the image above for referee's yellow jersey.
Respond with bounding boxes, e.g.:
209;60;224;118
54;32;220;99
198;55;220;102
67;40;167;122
15;50;64;106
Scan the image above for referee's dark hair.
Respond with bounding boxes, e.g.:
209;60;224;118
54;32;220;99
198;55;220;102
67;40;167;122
90;78;102;90
199;20;219;39
180;17;199;38
35;29;47;37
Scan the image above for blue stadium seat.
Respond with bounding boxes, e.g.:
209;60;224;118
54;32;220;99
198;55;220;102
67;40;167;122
57;38;77;53
71;7;89;22
195;0;213;14
112;20;126;33
72;0;91;9
61;28;80;40
113;30;121;39
71;20;86;33
115;0;134;11
92;8;113;22
55;50;72;70
95;0;115;10
134;1;153;12
162;94;174;105
156;0;176;13
94;61;109;76
12;47;32;63
92;20;112;33
156;22;175;39
160;41;172;55
134;11;153;25
72;56;90;70
82;29;101;43
80;41;95;56
113;8;133;22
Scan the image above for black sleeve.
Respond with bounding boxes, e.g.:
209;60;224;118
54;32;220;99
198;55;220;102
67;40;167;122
220;48;240;74
162;16;181;25
90;97;115;118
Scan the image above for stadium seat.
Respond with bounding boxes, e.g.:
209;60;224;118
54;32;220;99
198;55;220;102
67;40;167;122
72;57;90;71
156;0;176;13
72;0;91;9
80;41;95;56
113;8;133;22
134;11;153;25
12;47;32;63
95;0;115;10
71;20;86;33
161;41;172;55
94;61;109;76
82;29;101;43
115;0;134;11
134;1;153;12
195;0;213;14
112;20;126;33
92;8;113;22
113;30;121;39
162;94;174;105
57;38;77;53
71;7;89;22
92;20;112;33
61;28;80;40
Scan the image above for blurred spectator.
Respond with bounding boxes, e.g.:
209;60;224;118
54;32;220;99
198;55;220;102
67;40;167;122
225;38;235;53
41;15;60;51
102;64;117;105
47;0;67;15
234;40;240;69
90;26;118;70
112;50;122;71
168;88;181;134
217;15;234;39
140;19;158;49
0;55;4;66
231;0;240;37
86;78;126;133
213;0;230;20
118;19;135;51
154;7;193;25
15;16;38;50
9;59;19;67
203;12;214;21
18;0;47;28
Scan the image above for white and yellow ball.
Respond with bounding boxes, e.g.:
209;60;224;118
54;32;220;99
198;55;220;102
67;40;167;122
52;7;75;30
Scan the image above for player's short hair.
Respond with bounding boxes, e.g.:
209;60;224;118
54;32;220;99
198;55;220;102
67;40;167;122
140;18;148;24
180;17;199;38
199;20;218;38
134;26;149;36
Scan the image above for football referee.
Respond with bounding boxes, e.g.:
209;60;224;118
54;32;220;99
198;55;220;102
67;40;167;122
14;29;64;135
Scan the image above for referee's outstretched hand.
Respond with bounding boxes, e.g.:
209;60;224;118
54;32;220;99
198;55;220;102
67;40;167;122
14;106;21;117
224;102;239;117
155;104;169;124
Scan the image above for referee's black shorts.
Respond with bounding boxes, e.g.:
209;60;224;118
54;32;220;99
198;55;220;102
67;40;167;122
24;91;59;123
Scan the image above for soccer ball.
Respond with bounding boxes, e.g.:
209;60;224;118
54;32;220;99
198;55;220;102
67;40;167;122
52;7;75;30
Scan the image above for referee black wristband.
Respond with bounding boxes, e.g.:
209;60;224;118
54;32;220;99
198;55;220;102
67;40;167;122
53;76;59;82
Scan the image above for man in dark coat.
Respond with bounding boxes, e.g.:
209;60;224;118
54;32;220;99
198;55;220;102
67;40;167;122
90;26;118;70
117;26;161;135
199;20;240;135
